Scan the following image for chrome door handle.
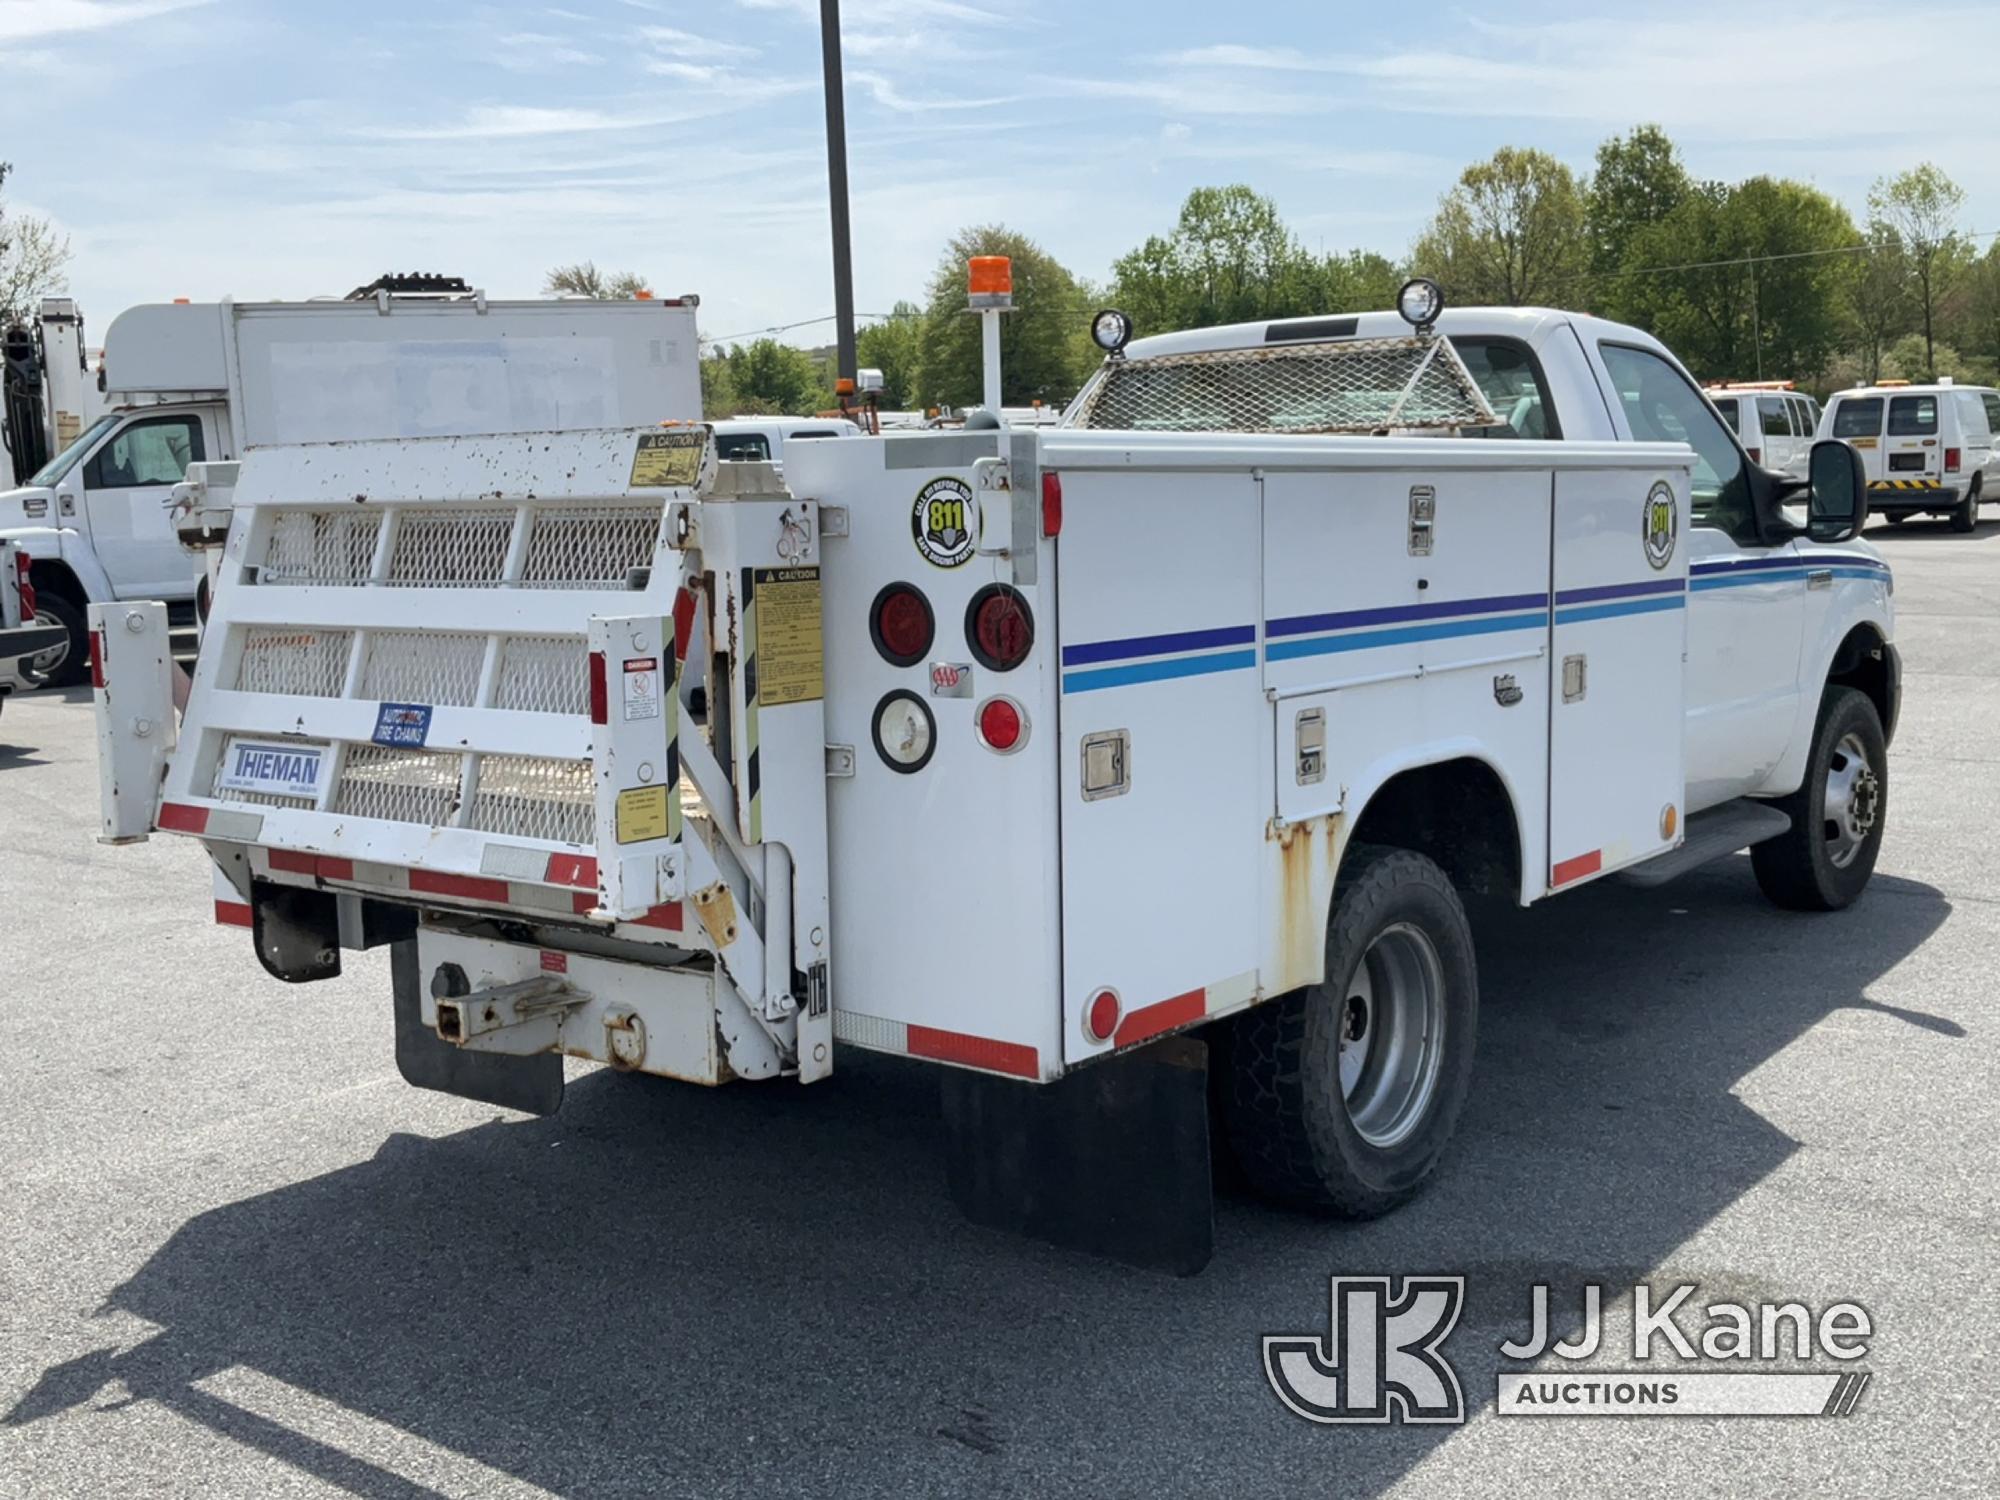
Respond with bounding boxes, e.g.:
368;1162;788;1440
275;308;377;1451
1807;569;1833;590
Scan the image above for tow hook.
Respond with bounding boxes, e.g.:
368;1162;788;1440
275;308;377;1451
432;972;582;1045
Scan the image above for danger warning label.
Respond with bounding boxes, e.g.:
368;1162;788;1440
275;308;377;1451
753;567;823;706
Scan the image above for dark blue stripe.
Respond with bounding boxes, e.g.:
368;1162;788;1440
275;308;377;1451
1554;595;1686;625
1554;577;1687;606
1268;590;1548;639
1691;556;1807;576
1062;649;1257;694
1267;611;1547;661
1060;623;1256;667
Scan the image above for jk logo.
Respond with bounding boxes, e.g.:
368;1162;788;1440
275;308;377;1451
1264;1276;1467;1425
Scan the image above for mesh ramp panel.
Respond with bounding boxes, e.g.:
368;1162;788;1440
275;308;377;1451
495;634;588;716
333;745;465;827
521;506;663;590
361;631;485;708
386;508;515;588
262;512;382;585
235;628;353;696
467;755;594;845
1071;336;1498;434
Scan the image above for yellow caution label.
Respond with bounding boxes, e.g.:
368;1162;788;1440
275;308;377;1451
614;784;671;844
753;566;824;705
630;430;705;488
56;411;80;448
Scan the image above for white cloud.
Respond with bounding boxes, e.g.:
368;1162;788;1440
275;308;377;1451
850;71;1016;113
637;24;758;60
0;0;209;42
350;104;725;141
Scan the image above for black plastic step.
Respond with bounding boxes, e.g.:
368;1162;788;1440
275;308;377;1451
1615;798;1792;888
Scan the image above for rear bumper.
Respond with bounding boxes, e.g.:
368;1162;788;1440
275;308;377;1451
0;622;66;679
1869;481;1957;510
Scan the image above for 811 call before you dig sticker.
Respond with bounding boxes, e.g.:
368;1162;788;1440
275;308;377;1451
912;476;979;569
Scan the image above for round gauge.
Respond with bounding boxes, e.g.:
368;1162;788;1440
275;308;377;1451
872;690;936;774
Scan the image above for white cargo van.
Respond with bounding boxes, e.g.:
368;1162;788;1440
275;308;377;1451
1822;380;2000;531
1706;384;1819;478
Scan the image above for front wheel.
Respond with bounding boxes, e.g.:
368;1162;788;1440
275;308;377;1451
1751;686;1887;910
1217;844;1478;1218
29;591;88;689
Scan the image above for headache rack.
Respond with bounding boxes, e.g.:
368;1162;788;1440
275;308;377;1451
92;427;833;1081
1069;332;1499;434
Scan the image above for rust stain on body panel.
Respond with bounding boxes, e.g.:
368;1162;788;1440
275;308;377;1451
1270;812;1345;997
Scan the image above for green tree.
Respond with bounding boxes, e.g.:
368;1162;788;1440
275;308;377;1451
723;338;831;415
543;260;652;299
1953;242;2000;386
0;162;72;324
855;301;924;409
1588;125;1691;321
1410;147;1590;307
698;346;738;419
1867;164;1966;380
1110;185;1345;334
912;225;1093;410
1846;231;1913;386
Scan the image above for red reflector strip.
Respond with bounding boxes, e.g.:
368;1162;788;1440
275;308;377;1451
588;650;609;725
157;802;210;834
1040;471;1063;537
1113;987;1206;1049
906;1024;1039;1079
635;902;684;931
267;848;317;876
318;856;355;881
545;853;597;888
1552;849;1603;887
88;630;107;690
410;868;512;904
672;587;697;662
214;899;253;928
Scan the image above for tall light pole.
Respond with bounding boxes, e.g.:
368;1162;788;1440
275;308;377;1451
819;0;857;386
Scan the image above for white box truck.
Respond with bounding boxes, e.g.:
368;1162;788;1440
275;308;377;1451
0;279;700;683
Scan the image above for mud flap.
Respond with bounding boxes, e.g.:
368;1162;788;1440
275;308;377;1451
390;939;563;1116
251;879;341;984
940;1036;1213;1276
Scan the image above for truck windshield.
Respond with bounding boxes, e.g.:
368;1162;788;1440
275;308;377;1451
1831;399;1882;438
27;413;119;488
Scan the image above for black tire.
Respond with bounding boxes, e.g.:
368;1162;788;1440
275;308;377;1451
1883;511;1909;526
29;589;87;689
1751;686;1886;911
1950;479;1979;533
1217;844;1477;1217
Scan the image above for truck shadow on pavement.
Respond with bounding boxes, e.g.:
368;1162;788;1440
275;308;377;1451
6;859;1957;1497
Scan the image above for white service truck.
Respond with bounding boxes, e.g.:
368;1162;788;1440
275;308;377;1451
88;285;1894;1272
1;279;701;684
1;538;66;714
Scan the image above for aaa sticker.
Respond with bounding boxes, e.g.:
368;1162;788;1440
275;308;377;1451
912;476;979;569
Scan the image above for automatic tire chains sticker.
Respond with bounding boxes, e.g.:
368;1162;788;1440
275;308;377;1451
912;475;979;568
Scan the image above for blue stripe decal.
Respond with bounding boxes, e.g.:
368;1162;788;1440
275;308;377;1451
1554;595;1687;625
1692;571;1801;592
1062;649;1257;694
1554;578;1687;606
1267;611;1547;661
1061;622;1255;668
1692;556;1806;577
1268;591;1547;638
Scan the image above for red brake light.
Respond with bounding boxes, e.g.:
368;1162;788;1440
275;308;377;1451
967;585;1033;671
976;695;1024;752
1085;989;1121;1043
870;583;934;667
588;649;608;724
1946;447;1962;472
1041;471;1062;537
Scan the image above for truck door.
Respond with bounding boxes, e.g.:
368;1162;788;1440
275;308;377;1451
81;411;205;598
1595;341;1804;811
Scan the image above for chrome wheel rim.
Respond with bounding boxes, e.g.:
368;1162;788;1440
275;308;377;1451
1823;731;1879;870
1336;922;1446;1149
29;608;68;677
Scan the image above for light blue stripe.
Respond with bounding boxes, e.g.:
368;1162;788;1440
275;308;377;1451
1691;571;1803;592
1267;610;1547;661
1553;595;1687;625
1829;567;1889;582
1062;648;1257;694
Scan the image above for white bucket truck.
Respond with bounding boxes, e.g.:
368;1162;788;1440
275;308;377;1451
88;280;1894;1272
2;277;700;684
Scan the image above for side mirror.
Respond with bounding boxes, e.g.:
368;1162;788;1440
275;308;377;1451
1807;439;1868;543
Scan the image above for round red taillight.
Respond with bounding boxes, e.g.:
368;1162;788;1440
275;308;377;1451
967;584;1033;671
870;583;934;667
976;695;1025;753
1086;989;1121;1043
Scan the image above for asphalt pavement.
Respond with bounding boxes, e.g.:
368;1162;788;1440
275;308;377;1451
3;517;1997;1498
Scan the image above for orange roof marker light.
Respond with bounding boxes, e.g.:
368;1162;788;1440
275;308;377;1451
968;256;1013;307
633;289;654;299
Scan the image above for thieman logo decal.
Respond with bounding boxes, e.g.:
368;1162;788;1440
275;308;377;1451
1643;480;1678;569
1265;1277;1874;1423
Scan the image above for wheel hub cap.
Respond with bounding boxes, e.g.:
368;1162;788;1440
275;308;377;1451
1335;922;1446;1150
1822;731;1879;870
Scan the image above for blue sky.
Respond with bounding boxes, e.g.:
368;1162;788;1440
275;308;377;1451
7;0;2000;346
